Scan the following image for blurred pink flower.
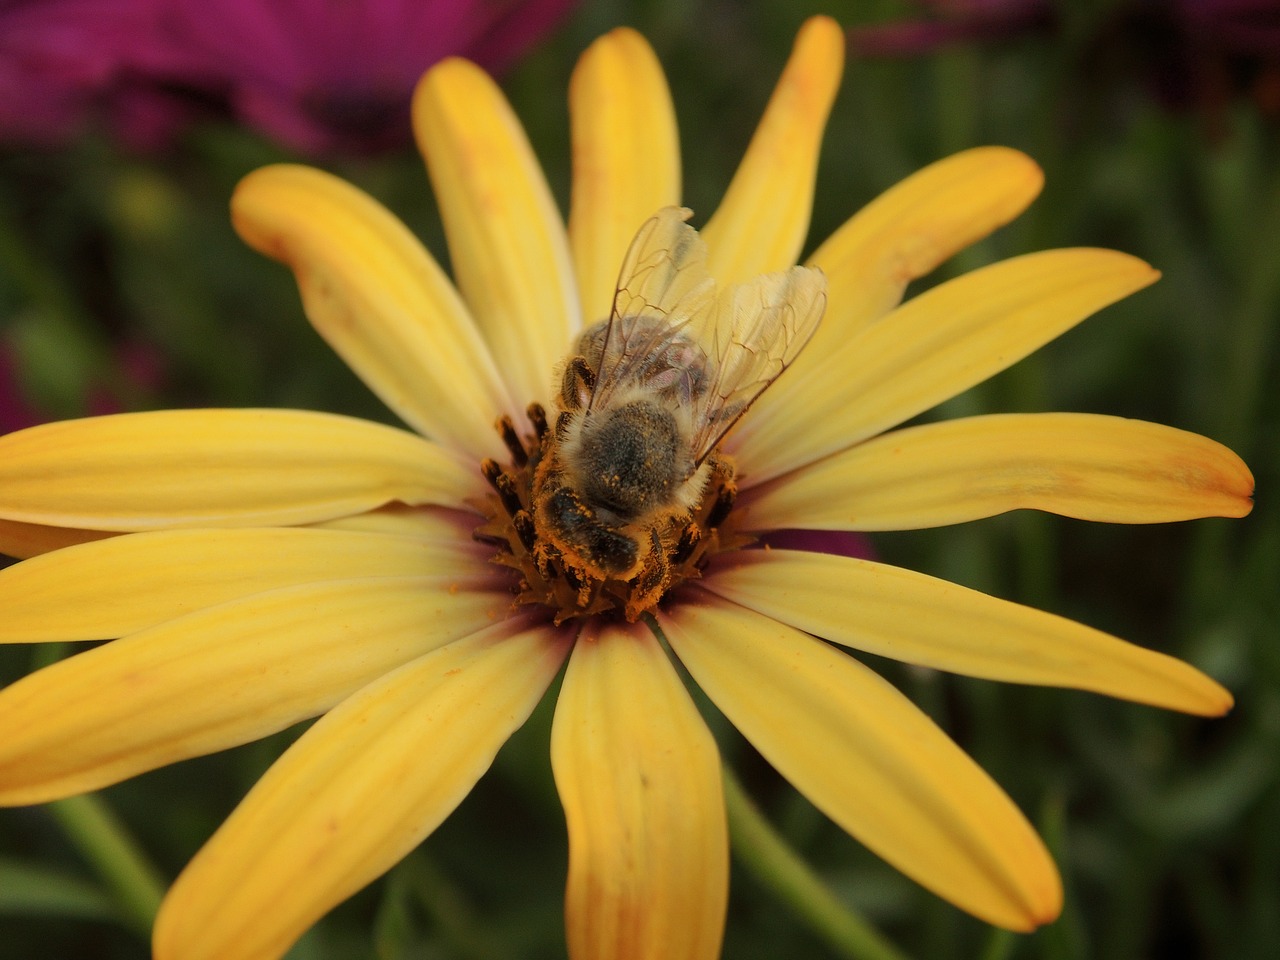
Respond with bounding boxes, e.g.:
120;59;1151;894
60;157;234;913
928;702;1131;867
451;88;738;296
0;0;577;152
144;0;579;153
849;0;1280;122
847;0;1054;56
0;0;180;146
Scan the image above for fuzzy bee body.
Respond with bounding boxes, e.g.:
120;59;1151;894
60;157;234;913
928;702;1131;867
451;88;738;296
530;206;827;611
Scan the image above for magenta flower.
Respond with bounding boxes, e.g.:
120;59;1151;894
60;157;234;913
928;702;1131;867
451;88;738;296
0;0;176;145
0;0;577;152
144;0;579;153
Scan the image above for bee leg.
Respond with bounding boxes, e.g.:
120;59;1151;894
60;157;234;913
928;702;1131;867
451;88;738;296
560;356;596;411
672;522;701;565
626;530;670;621
704;455;738;530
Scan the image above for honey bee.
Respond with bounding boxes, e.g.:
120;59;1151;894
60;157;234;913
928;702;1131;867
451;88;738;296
531;206;826;616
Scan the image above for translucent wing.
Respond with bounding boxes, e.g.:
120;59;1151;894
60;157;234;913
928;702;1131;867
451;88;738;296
587;207;716;413
688;265;827;463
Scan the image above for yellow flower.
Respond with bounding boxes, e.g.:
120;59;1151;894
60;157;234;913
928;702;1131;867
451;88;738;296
0;15;1254;960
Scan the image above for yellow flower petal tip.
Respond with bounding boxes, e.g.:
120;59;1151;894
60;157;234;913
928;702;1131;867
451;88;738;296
411;55;485;116
794;14;847;82
994;856;1063;933
230;164;324;259
1191;678;1235;717
971;145;1045;210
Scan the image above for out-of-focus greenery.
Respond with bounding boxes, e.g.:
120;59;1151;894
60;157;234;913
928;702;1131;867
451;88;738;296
1;1;1276;958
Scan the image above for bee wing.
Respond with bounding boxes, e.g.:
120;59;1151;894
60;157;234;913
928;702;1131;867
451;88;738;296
589;207;716;412
689;265;827;464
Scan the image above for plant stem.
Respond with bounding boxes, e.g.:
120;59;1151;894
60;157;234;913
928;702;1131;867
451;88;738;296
49;794;166;939
722;764;911;960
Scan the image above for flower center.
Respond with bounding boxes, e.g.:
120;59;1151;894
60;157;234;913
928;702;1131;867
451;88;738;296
475;406;745;624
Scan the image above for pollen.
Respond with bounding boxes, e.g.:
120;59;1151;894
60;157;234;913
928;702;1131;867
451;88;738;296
475;406;745;624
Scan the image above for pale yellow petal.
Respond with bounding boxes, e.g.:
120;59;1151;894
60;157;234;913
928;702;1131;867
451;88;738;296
0;576;511;805
702;16;844;285
569;28;681;325
731;249;1160;484
813;147;1045;337
153;616;571;960
743;413;1255;530
307;503;483;539
0;527;494;642
552;620;727;960
0;409;476;530
413;58;579;407
0;518;114;559
702;550;1233;716
748;148;1043;433
232;165;514;460
661;594;1062;931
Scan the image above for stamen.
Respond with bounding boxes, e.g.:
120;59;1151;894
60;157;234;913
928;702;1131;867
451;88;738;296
512;510;537;552
527;403;549;440
497;415;528;467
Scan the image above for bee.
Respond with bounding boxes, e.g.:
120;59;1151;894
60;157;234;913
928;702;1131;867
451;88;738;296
531;206;826;616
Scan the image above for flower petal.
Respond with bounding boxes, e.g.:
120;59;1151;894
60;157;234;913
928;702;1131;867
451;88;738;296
568;27;681;325
813;146;1045;337
702;550;1233;716
731;249;1160;484
413;57;579;407
232;165;514;460
0;527;494;643
701;16;844;285
152;616;571;960
0;409;476;530
0;576;509;805
552;619;727;960
307;503;482;539
745;147;1043;435
661;593;1062;931
743;413;1255;531
0;518;114;559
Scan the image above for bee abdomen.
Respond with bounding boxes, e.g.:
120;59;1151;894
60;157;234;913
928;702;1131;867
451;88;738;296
543;487;638;577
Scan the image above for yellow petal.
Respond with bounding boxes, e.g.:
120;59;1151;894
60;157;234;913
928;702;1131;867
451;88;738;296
0;527;495;642
661;594;1062;931
0;576;510;805
569;28;681;325
743;413;1255;530
232;165;514;460
747;148;1043;434
153;616;571;960
702;550;1233;716
413;58;578;408
307;503;483;540
552;620;727;960
0;518;114;559
731;249;1160;484
0;409;476;530
814;146;1045;337
701;16;844;285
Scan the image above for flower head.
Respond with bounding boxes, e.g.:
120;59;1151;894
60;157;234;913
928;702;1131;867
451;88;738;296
0;15;1254;960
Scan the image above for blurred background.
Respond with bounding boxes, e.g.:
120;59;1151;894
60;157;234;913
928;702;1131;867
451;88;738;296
1;0;1276;957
